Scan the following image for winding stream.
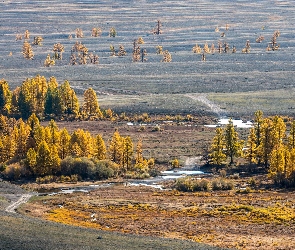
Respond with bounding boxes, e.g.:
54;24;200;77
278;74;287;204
38;157;207;195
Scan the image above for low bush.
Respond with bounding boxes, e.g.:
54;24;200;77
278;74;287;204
60;157;95;179
2;163;27;181
212;178;234;191
175;177;234;192
91;160;118;180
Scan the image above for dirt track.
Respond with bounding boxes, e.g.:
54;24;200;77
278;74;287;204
5;193;33;213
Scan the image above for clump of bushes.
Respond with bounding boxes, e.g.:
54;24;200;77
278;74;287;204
34;158;118;184
175;177;234;192
60;157;118;180
36;174;79;184
1;163;28;181
175;177;210;192
211;178;234;190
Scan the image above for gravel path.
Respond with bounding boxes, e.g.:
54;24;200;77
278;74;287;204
185;93;227;117
5;193;33;213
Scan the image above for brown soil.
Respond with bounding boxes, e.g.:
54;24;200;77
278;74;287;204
42;116;217;165
21;183;295;250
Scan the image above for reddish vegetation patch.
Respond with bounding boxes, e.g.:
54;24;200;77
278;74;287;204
23;185;295;250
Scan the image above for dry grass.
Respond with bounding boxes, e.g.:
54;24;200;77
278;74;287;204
21;185;295;250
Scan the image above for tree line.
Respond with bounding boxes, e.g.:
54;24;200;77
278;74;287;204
0;75;105;120
209;111;295;187
0;113;154;182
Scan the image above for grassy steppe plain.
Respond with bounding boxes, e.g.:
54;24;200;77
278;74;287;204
0;0;295;116
1;1;295;250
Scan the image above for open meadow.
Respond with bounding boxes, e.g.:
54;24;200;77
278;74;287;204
0;0;295;116
1;1;295;250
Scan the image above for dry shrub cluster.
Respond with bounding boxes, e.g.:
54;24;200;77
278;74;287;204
175;177;234;192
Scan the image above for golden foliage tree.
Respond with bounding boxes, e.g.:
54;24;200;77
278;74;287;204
224;119;244;165
22;41;34;59
161;50;172;62
59;80;79;116
209;127;226;166
122;136;133;171
44;54;55;67
91;27;102;37
109;27;116;37
0;79;12;115
82;88;103;119
93;134;106;160
59;128;70;159
53;43;64;60
108;129;124;166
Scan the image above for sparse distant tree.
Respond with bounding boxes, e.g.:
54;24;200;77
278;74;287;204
22;41;34;59
70;42;89;64
69;54;77;65
44;54;55;67
91;27;102;37
201;53;206;61
141;48;147;62
156;45;163;54
117;45;127;56
193;44;201;54
211;43;215;53
223;42;230;53
132;43;141;62
88;53;99;64
109;27;116;37
217;41;223;53
132;40;147;62
153;20;162;35
203;43;210;53
24;30;30;39
161;50;172;62
232;45;237;53
137;37;144;44
15;34;22;41
53;43;64;60
76;28;83;38
171;158;180;168
256;35;264;43
110;45;116;56
32;36;43;46
242;40;250;53
268;30;280;51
